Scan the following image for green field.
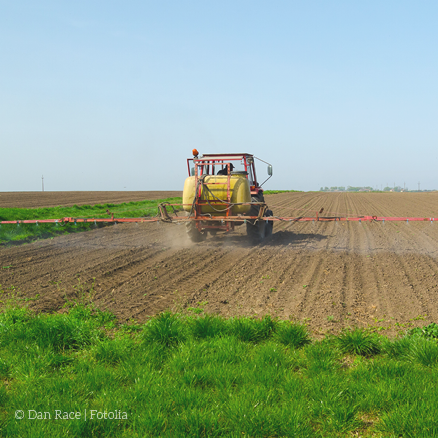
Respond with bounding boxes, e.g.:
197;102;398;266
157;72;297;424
263;190;300;195
1;293;438;437
0;198;182;245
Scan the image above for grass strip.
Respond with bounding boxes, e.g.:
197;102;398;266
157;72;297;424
264;190;300;195
0;197;182;245
1;301;438;437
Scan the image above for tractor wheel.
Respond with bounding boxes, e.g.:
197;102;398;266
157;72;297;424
264;209;274;237
186;221;206;242
247;218;266;241
246;195;266;242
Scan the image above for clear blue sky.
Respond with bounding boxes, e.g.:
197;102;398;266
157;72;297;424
1;1;437;191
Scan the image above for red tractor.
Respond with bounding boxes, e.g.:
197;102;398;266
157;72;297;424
183;151;274;242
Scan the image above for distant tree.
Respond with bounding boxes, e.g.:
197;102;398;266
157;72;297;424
383;186;392;191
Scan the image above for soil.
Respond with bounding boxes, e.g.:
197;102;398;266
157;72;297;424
1;191;438;336
0;191;182;208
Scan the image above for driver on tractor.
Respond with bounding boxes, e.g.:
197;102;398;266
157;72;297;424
217;163;234;175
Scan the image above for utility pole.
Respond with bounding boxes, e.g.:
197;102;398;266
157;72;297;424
42;175;44;192
418;182;420;192
404;182;405;191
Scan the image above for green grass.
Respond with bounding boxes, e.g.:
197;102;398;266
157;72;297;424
337;328;381;356
2;304;438;437
0;197;182;245
408;322;438;339
264;190;300;195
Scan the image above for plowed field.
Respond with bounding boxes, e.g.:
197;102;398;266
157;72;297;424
0;191;182;208
2;191;438;335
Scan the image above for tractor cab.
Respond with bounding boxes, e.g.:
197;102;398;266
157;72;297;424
187;153;272;196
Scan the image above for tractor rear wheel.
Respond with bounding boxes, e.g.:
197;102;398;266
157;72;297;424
265;209;273;237
246;195;269;242
186;221;206;242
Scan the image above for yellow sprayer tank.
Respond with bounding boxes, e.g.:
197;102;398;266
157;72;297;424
183;173;251;215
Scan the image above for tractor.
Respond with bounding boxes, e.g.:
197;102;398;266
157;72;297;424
183;150;274;242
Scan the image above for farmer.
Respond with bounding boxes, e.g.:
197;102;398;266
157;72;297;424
217;163;234;175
